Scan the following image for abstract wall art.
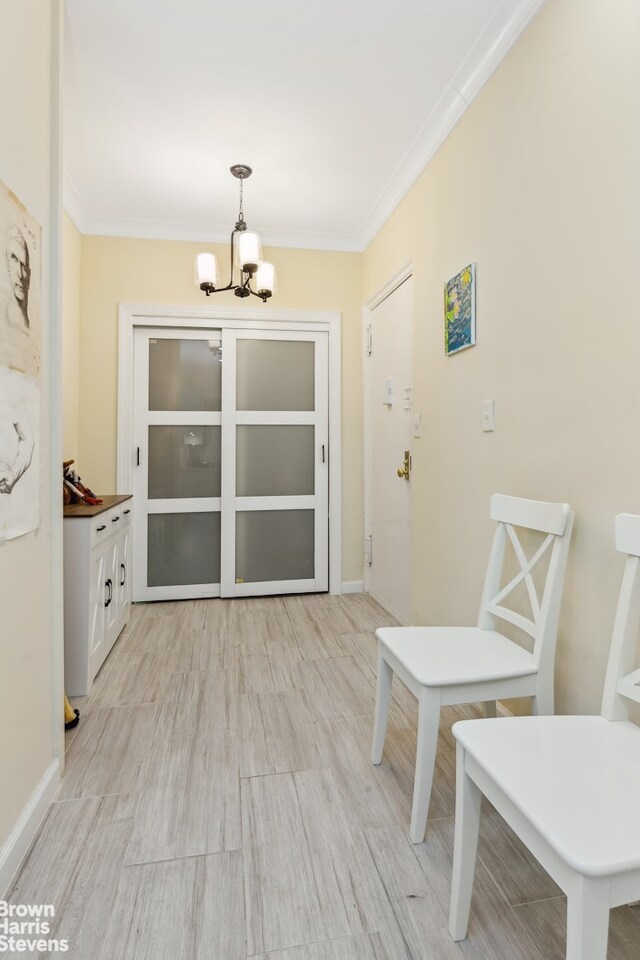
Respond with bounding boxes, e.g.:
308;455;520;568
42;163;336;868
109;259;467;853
444;263;476;356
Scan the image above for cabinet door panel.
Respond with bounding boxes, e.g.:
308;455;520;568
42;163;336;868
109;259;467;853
88;548;108;669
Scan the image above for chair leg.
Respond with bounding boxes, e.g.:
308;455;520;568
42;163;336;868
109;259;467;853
409;687;441;843
449;744;482;941
565;878;610;960
372;644;393;765
532;684;554;716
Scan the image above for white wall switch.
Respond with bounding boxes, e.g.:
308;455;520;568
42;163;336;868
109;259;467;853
413;413;423;438
383;377;395;405
482;399;495;432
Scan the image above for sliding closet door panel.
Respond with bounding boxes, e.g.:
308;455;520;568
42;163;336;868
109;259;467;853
148;425;221;499
149;338;222;411
133;329;223;601
236;425;315;497
235;510;315;583
221;329;328;598
236;339;315;411
148;513;221;587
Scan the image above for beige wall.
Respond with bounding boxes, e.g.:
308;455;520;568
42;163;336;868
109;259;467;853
363;0;640;714
76;238;364;581
63;213;82;459
0;3;60;857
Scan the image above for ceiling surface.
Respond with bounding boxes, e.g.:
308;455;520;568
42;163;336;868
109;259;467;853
64;0;545;251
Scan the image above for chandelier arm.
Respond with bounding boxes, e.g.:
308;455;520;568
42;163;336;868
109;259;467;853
245;284;268;303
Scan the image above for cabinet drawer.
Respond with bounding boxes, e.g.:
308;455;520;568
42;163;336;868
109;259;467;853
90;503;133;549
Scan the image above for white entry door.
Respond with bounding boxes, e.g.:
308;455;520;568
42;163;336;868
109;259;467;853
132;326;328;601
367;275;413;622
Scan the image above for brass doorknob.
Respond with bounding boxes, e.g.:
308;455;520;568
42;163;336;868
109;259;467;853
397;450;411;480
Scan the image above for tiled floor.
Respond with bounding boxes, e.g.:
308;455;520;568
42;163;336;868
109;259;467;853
8;593;640;958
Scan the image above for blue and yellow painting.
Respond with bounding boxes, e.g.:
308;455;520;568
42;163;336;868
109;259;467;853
444;263;476;355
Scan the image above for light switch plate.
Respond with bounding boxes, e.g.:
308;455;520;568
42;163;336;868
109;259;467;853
482;399;495;432
413;413;423;438
383;377;395;405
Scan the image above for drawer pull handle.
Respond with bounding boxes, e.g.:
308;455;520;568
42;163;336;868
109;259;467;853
96;524;106;532
123;509;131;515
104;578;113;607
120;563;126;587
112;516;120;523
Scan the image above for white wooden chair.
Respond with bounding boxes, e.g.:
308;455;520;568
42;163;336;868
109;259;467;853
372;494;574;843
449;513;640;960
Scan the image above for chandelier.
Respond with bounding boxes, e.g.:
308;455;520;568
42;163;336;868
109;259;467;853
195;164;275;302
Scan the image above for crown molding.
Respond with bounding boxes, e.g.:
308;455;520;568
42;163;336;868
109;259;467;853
64;0;547;255
60;195;363;252
356;0;548;250
63;171;92;233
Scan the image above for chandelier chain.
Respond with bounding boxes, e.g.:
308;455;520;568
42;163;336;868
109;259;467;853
238;177;244;222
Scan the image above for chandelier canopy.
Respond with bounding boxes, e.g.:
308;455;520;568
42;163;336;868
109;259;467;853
196;165;275;302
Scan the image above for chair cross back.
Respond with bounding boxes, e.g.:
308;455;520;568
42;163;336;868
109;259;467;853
478;494;573;666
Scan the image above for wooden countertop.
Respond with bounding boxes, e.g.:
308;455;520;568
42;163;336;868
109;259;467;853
63;494;133;519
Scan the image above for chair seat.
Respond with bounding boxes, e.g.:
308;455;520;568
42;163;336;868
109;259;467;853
453;715;640;877
375;626;538;687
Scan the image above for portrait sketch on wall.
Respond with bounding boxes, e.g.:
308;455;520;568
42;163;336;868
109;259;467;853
0;179;41;540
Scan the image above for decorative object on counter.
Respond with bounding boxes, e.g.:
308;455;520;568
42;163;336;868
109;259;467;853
63;459;103;506
195;164;276;302
444;262;476;355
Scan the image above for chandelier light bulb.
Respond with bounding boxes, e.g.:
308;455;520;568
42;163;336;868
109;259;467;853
196;252;217;288
256;261;275;298
237;231;262;275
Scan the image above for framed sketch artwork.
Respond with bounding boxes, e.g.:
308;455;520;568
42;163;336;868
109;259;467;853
0;178;41;541
444;263;476;355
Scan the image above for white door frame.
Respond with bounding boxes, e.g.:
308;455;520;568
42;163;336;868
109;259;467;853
117;302;342;595
362;262;412;615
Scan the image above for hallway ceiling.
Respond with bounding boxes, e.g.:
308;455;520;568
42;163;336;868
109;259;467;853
64;0;545;251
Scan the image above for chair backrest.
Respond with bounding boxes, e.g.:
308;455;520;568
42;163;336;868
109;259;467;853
601;514;640;722
477;495;574;683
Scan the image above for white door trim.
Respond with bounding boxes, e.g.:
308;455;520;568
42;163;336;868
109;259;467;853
118;302;342;594
362;262;412;605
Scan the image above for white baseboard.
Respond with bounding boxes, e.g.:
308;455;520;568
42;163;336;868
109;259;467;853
0;759;60;898
341;580;365;594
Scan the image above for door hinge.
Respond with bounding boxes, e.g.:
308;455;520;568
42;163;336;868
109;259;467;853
366;325;372;357
365;534;373;566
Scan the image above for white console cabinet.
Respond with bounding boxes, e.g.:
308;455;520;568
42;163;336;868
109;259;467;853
64;495;133;696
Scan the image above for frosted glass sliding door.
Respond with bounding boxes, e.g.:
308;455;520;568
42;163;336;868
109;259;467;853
132;326;329;601
221;329;329;597
133;330;223;600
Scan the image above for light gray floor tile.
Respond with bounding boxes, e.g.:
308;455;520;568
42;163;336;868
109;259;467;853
293;656;375;721
238;689;324;778
242;768;388;956
57;702;160;800
8;794;138;960
126;732;240;864
100;851;245;960
91;646;183;707
155;668;238;741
